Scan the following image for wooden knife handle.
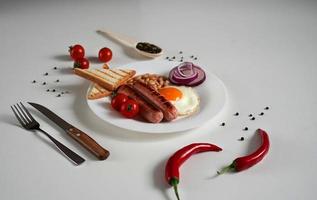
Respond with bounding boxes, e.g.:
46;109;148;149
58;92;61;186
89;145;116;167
67;127;110;160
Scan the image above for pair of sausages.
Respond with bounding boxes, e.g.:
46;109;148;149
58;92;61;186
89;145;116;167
117;81;178;123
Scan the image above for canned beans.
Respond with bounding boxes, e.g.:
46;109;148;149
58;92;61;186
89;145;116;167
127;74;169;91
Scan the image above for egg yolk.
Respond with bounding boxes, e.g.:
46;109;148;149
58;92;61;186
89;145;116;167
159;87;183;101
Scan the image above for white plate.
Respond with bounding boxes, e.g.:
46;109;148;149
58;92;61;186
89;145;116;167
86;60;227;133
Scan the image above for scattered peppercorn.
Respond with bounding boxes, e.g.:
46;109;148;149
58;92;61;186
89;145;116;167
57;94;61;97
61;92;64;94
180;60;183;62
56;79;60;82
179;51;183;54
190;55;194;58
194;57;197;60
251;117;255;120
166;57;169;59
234;112;239;116
32;80;36;83
265;106;270;110
172;56;176;59
42;82;46;85
46;89;50;92
259;112;264;116
53;67;57;70
44;72;48;76
220;122;225;126
249;114;253;117
239;137;245;141
243;127;249;131
52;89;56;92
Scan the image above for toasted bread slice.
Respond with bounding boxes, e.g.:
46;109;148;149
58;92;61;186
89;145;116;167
87;83;112;100
74;68;136;91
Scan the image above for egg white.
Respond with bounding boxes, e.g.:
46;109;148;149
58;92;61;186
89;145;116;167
169;86;200;116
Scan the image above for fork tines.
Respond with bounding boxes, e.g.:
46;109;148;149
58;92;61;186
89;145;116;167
11;102;35;127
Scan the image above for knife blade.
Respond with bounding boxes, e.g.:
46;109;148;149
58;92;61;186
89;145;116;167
28;102;110;160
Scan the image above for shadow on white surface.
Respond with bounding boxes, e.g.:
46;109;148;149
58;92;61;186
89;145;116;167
152;155;173;200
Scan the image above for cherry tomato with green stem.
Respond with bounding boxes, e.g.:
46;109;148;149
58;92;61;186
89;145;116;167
73;57;90;69
120;99;139;118
69;44;85;60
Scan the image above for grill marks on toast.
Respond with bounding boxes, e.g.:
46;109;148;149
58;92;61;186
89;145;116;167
73;68;136;92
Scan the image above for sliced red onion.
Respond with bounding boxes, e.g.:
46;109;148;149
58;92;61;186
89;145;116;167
169;62;206;86
177;62;196;77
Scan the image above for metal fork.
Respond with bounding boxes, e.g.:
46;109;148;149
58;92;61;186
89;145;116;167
11;102;85;165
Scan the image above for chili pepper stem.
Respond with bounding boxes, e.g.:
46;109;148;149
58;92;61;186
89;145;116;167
217;163;235;175
170;178;180;200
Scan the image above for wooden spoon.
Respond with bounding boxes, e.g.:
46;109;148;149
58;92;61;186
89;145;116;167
97;30;163;58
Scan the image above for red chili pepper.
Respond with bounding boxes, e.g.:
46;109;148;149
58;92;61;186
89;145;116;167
165;143;222;200
217;129;270;174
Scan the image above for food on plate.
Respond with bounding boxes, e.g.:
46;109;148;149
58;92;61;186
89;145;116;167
165;143;222;200
98;47;113;63
117;84;164;123
87;84;112;99
127;73;170;91
217;129;270;175
119;99;139;118
69;44;85;60
111;93;128;111
73;68;136;91
169;62;206;86
131;81;177;121
158;86;200;116
74;57;90;69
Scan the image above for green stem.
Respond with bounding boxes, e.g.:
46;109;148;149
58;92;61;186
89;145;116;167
217;163;235;175
170;178;180;200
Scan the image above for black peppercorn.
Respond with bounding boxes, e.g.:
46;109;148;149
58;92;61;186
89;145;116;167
251;117;255;120
32;80;36;83
56;79;60;82
243;127;248;131
265;106;270;110
166;57;169;59
190;55;194;58
259;112;264;116
239;137;245;141
194;57;197;60
52;89;56;92
249;114;253;117
179;51;183;54
234;112;239;116
42;82;46;85
46;89;50;92
220;122;225;126
172;56;176;59
53;67;57;70
57;94;61;97
44;72;48;76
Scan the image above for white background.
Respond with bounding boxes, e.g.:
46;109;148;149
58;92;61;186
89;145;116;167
0;0;316;199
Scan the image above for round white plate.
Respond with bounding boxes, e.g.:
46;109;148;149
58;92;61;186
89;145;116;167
86;60;227;133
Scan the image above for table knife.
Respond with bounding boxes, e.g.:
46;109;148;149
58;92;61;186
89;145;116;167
28;102;110;160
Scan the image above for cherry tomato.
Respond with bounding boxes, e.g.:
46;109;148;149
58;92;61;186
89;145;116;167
69;44;85;60
98;47;113;62
111;93;128;111
73;57;90;69
120;99;139;118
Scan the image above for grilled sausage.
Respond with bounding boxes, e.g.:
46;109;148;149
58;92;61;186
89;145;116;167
117;84;164;123
132;81;178;121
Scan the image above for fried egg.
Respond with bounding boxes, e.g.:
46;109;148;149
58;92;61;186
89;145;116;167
159;86;200;116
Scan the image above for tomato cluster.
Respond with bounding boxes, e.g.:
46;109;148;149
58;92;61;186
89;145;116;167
69;44;113;69
111;94;139;118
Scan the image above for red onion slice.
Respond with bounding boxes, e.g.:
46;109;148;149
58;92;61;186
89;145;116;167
169;62;206;86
